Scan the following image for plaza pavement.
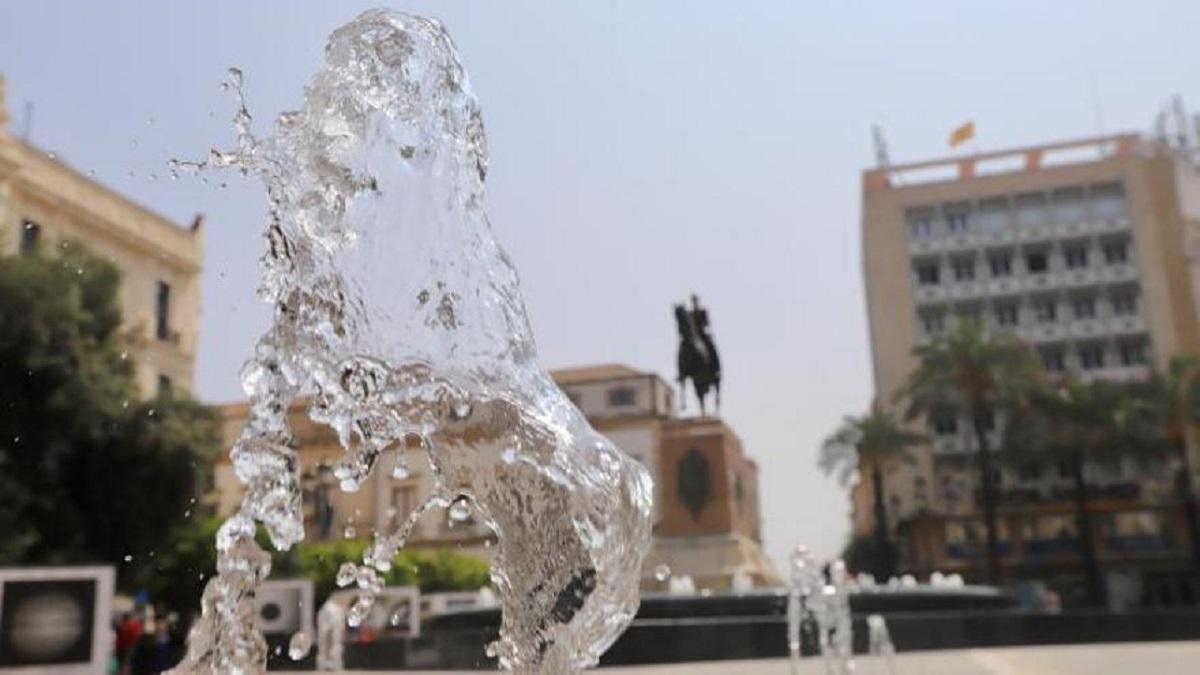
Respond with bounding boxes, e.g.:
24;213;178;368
606;641;1200;674
294;639;1200;674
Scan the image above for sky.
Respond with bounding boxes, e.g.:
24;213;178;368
2;1;1199;569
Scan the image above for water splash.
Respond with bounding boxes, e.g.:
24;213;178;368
171;9;653;673
788;551;901;675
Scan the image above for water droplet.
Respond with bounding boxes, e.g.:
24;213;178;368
147;408;156;417
336;562;357;587
654;564;671;582
47;152;57;160
343;525;356;538
287;631;311;660
392;464;410;480
448;499;470;522
148;173;158;182
184;509;192;518
123;554;133;562
120;350;129;360
453;401;471;419
146;117;156;127
87;169;97;177
127;170;136;179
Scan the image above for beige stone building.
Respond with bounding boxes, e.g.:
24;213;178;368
0;75;204;397
860;132;1200;605
213;364;778;590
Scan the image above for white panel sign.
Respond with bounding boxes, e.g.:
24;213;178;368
0;566;114;675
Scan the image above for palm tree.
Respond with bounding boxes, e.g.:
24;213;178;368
819;407;924;579
896;321;1041;586
1005;378;1163;606
1145;357;1200;572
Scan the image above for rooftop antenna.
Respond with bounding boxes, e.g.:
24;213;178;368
1172;95;1190;149
871;123;890;169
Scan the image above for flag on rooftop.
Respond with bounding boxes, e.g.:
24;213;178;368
949;120;975;148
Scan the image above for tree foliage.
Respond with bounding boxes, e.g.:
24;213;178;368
896;320;1041;585
0;244;219;588
142;515;491;614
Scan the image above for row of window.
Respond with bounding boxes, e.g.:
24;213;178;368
907;182;1127;241
565;386;637;409
924;336;1145;383
919;287;1140;334
1038;339;1147;372
914;237;1130;286
16;218;174;342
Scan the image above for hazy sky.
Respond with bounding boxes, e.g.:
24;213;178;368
3;1;1199;568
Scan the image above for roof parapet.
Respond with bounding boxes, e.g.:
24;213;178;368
864;133;1145;193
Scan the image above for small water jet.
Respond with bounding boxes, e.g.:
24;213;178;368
787;549;898;675
171;9;653;673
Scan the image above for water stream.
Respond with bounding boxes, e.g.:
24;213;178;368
170;9;653;673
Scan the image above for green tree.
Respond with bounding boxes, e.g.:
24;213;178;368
146;515;491;614
896;321;1041;586
1006;379;1164;606
1145;357;1200;573
819;407;923;579
0;243;219;588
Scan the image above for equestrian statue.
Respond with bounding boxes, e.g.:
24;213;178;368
674;294;722;415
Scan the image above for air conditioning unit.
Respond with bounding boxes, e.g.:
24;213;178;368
256;579;314;636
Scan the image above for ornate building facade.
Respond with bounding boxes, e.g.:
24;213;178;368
0;75;204;398
213;363;777;590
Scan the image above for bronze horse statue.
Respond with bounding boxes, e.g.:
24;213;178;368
674;295;721;415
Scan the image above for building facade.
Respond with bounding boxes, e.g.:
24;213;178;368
860;133;1200;606
0;76;204;397
213;364;777;590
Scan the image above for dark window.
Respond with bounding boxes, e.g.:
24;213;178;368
910;218;933;240
946;212;969;233
1018;463;1042;481
1103;240;1128;264
932;413;958;435
989;252;1012;277
1118;341;1146;366
958;304;982;324
1079;344;1105;370
976;409;996;433
915;261;940;286
607;386;636;407
19;220;40;254
1034;298;1057;323
155;281;171;341
1056;459;1073;479
920;309;945;335
1112;290;1138;316
994;302;1019;327
1041;347;1066;373
952;258;975;282
1064;245;1089;269
158;375;173;396
1072;296;1096;320
1026;251;1049;273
